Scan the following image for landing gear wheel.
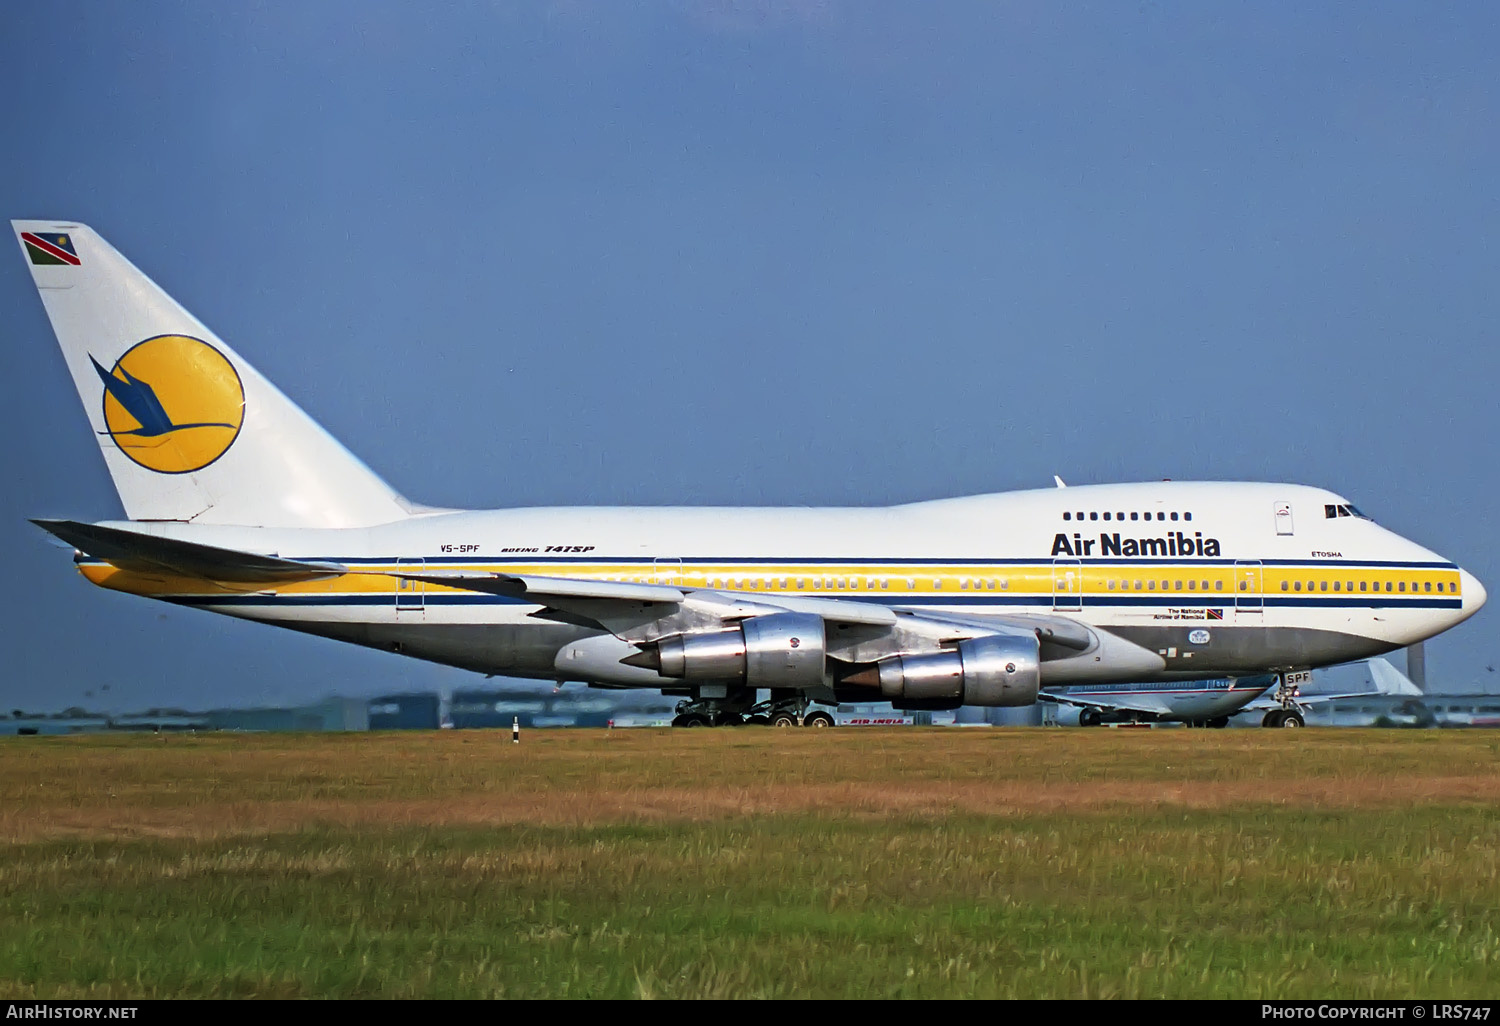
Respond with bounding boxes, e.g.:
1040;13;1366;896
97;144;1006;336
770;712;799;728
803;711;835;728
677;713;710;728
1262;710;1285;728
746;715;770;726
1278;711;1304;728
1078;708;1103;728
1207;717;1230;729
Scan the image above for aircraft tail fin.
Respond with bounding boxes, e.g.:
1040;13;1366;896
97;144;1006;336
1367;656;1424;696
14;220;418;528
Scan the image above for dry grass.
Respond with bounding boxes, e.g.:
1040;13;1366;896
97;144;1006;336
0;729;1497;997
2;728;1497;843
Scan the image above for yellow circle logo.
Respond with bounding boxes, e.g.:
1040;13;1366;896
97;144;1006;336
93;335;245;474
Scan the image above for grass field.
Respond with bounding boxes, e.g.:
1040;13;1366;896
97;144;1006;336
1;728;1498;998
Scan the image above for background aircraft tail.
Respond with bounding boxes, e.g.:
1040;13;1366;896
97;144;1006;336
14;220;417;528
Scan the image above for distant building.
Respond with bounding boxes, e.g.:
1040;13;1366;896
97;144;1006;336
368;693;441;731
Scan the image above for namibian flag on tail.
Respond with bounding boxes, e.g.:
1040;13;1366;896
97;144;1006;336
21;231;80;266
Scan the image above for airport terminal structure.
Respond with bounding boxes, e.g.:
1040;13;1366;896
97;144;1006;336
6;655;1499;735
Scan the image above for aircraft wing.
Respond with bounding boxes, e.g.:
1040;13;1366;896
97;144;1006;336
1242;657;1423;712
31;519;346;584
1039;689;1179;716
391;569;1121;666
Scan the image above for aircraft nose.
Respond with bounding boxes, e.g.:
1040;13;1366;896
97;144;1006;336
1461;569;1487;617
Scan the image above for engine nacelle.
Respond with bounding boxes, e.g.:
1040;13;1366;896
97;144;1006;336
648;612;827;689
872;634;1040;708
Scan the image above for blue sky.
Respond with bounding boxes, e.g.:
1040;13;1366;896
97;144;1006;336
3;2;1497;712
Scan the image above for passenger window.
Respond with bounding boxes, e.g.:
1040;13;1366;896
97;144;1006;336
882;578;890;590
1360;581;1367;592
1281;581;1289;591
1386;582;1393;592
1294;581;1302;592
1162;580;1169;590
1399;582;1406;593
1135;580;1143;590
1307;581;1314;591
1239;581;1247;592
1148;581;1156;591
1424;582;1431;593
1436;582;1444;593
1108;580;1116;590
1175;580;1183;591
1215;580;1223;591
1320;581;1328;592
1333;581;1340;592
1187;580;1196;590
1001;579;1009;590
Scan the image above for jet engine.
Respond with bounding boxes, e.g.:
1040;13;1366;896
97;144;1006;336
621;612;827;688
846;634;1040;708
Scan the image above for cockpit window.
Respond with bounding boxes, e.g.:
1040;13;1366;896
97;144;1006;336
1325;503;1373;521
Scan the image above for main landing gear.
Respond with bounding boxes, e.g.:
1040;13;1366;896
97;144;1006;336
671;693;836;728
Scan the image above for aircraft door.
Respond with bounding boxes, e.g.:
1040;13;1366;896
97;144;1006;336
1274;502;1294;535
1234;560;1262;621
1052;558;1082;611
652;557;683;585
396;557;425;613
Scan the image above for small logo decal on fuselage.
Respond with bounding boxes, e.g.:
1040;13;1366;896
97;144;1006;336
1188;629;1211;645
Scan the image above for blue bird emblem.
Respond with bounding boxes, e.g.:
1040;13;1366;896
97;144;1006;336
92;335;246;474
90;355;235;436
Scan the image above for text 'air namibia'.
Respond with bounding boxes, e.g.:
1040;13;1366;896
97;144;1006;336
16;220;1486;728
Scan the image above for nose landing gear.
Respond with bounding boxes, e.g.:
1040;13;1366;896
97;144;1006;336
1262;673;1307;728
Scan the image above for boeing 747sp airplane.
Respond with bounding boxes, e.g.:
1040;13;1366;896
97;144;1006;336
16;221;1487;727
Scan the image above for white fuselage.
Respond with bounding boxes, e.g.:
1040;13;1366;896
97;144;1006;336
81;480;1485;689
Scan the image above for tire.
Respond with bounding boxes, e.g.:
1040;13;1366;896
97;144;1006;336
1078;708;1103;728
1262;711;1284;728
1279;711;1304;728
1207;717;1230;729
679;713;710;728
803;711;835;728
769;712;798;728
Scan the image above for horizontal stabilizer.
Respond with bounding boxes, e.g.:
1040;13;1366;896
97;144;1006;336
32;519;346;584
